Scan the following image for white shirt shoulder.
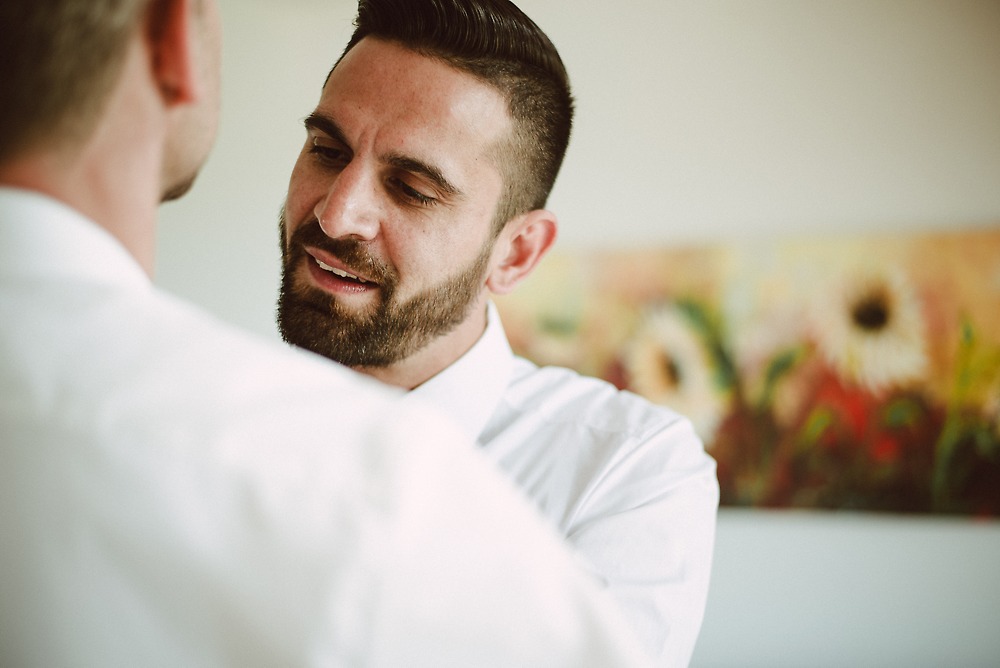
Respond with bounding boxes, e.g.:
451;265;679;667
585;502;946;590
0;190;654;667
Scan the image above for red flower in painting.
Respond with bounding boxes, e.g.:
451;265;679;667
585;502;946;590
809;369;872;445
870;434;902;465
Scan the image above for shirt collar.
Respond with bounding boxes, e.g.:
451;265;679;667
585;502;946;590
0;187;150;290
406;301;514;444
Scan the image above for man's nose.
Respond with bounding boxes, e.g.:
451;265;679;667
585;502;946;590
315;164;380;241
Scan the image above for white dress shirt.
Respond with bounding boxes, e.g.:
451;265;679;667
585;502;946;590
409;303;720;666
0;188;653;668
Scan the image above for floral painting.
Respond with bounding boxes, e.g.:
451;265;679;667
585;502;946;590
494;227;1000;516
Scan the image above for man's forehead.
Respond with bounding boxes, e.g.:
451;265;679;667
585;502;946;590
316;41;510;185
324;38;509;130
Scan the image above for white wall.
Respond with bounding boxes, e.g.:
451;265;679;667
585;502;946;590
156;2;1000;666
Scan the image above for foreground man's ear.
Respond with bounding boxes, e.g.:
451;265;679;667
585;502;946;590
146;0;201;105
486;209;558;295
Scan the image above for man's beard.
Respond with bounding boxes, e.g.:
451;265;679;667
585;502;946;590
277;212;494;368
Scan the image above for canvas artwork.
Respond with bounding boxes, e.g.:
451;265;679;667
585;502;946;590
494;227;1000;516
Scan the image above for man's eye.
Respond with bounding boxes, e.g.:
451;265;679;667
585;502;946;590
308;138;348;165
393;178;436;206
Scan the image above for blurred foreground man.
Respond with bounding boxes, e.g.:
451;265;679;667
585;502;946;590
277;0;719;664
0;1;653;665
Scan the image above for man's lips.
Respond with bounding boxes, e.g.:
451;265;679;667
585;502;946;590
315;258;368;282
303;247;379;294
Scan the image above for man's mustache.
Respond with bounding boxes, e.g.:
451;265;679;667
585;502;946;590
286;219;396;286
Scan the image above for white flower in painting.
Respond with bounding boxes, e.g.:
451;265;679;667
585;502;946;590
810;267;929;394
623;304;728;442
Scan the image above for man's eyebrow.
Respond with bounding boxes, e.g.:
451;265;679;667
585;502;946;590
303;113;349;147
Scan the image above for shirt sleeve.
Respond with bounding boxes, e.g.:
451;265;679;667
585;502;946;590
343;401;662;667
564;415;720;667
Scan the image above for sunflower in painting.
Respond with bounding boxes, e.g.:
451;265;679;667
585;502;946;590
810;267;929;394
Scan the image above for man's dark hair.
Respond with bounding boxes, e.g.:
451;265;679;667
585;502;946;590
336;0;574;234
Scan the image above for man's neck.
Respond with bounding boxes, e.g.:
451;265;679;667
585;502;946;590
353;302;491;391
0;151;160;277
0;33;173;278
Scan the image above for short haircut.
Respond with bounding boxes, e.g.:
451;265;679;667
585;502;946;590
0;0;149;162
336;0;574;234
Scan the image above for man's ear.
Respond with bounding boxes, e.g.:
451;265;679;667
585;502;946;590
486;209;558;295
146;0;199;105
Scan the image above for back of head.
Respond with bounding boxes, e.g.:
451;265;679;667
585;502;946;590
340;0;574;233
0;0;147;163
